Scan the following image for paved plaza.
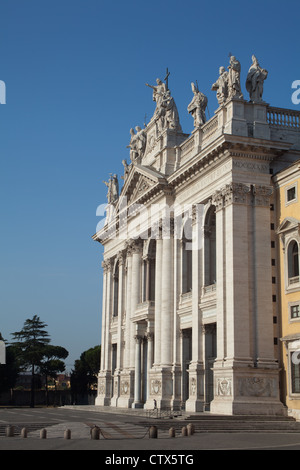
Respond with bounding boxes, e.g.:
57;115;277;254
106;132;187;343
1;406;300;452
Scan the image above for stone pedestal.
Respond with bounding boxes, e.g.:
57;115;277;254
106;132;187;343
144;367;173;409
210;361;286;416
95;371;111;406
185;363;205;412
117;370;134;408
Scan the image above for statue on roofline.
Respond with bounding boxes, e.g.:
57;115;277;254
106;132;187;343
146;73;182;133
103;173;119;205
121;159;130;181
228;55;243;99
187;81;208;128
127;125;146;162
246;55;268;102
211;66;229;105
212;54;243;105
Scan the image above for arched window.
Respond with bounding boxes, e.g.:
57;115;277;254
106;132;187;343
143;240;156;302
113;260;119;316
288;240;299;284
204;206;216;286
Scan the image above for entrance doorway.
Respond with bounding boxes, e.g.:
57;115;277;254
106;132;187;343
204;323;216;409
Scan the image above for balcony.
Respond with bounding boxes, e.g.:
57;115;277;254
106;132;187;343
134;300;155;322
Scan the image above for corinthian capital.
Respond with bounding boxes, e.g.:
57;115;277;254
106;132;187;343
223;182;251;206
252;185;273;206
125;238;143;255
102;258;113;273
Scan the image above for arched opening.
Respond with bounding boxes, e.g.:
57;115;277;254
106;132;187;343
143;239;156;302
288;240;299;284
204;206;216;287
182;218;193;294
113;260;119;317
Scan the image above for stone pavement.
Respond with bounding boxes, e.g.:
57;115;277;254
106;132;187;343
1;406;300;452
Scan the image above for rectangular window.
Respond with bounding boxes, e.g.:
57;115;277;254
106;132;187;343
287;186;296;202
286;184;297;205
291;304;300;319
291;352;300;393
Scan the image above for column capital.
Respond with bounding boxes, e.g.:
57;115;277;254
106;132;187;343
125;238;143;256
102;258;113;273
212;182;251;210
134;334;143;344
252;184;273;206
146;332;154;341
116;250;126;266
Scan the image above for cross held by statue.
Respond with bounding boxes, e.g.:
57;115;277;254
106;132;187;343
164;68;170;90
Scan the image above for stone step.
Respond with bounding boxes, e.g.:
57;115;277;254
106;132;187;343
137;415;300;434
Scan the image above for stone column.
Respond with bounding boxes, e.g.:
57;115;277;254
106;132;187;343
210;182;285;416
130;240;142;367
116;252;125;370
96;258;113;406
251;185;276;364
146;331;154;401
154;235;163;365
128;240;142;408
171;238;181;410
118;245;134;408
99;261;108;372
161;235;174;367
159;223;174;408
133;334;143;408
111;251;125;407
186;204;205;412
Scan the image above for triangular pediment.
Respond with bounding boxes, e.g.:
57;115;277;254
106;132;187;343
118;163;167;206
276;217;300;234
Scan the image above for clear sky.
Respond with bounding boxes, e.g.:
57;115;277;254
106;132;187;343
0;0;299;371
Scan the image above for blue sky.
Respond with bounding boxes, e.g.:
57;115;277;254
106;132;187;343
0;0;299;370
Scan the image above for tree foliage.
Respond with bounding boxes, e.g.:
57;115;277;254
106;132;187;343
10;315;69;407
71;345;101;394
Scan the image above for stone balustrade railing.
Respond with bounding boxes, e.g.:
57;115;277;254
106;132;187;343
267;106;300;128
202;115;219;141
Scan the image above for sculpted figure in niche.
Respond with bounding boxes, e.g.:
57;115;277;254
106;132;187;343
187;82;208;127
246;55;268;102
228;55;243;99
211;66;229;105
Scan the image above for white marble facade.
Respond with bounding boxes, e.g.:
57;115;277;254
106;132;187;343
93;58;300;415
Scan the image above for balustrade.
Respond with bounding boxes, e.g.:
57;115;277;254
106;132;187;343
267;107;300;128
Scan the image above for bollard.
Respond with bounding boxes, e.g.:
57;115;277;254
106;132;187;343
187;423;195;436
149;426;157;439
40;428;47;439
91;426;100;440
169;427;176;438
64;429;71;439
6;425;14;437
21;428;28;438
181;426;187;436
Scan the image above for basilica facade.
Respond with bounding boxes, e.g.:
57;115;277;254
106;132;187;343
93;56;300;415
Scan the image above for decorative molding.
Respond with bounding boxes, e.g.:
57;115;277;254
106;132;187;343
252;184;273;206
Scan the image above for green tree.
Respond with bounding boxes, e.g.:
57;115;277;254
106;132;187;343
40;345;69;406
10;315;68;407
71;345;101;395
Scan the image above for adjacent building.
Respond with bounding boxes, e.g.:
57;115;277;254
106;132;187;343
93;56;300;415
274;160;300;420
